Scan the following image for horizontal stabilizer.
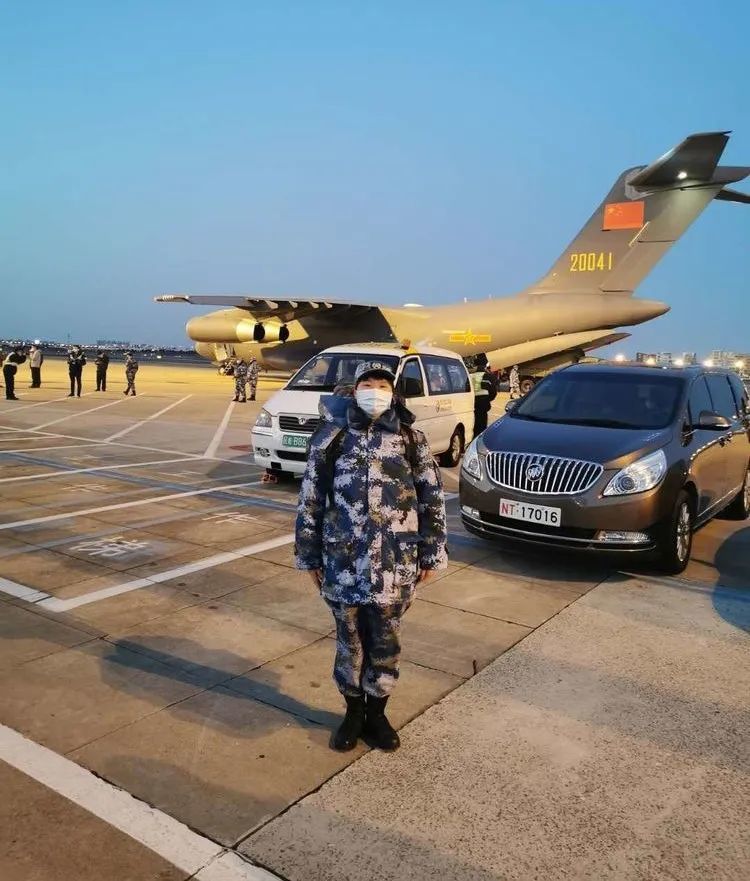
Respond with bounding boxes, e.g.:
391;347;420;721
628;131;730;189
716;187;750;204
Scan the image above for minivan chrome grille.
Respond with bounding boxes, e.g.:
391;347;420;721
279;414;320;434
486;451;603;495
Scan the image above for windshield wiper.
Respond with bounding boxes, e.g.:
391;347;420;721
558;418;639;429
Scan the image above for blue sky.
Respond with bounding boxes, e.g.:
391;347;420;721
2;1;749;354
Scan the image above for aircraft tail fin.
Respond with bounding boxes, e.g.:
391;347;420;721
531;132;750;296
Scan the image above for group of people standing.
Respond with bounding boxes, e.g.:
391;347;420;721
221;355;260;402
1;345;139;400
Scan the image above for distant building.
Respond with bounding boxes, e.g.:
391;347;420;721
635;352;658;365
96;339;131;348
681;352;697;365
709;350;737;368
655;352;672;366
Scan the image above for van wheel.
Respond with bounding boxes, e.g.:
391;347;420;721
519;376;536;396
439;427;464;467
655;491;693;574
723;468;750;520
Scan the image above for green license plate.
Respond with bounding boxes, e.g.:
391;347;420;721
282;434;308;449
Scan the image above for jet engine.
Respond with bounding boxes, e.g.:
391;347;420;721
185;310;289;344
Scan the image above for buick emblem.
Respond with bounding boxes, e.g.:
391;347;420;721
526;463;544;481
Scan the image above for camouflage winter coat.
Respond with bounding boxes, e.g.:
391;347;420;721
295;393;448;606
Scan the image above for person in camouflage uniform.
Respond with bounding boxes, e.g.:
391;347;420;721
296;361;447;752
232;358;249;402
246;355;259;401
123;352;139;396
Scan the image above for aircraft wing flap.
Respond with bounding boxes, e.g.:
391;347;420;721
154;293;376;322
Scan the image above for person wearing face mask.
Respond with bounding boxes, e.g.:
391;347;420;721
296;360;448;753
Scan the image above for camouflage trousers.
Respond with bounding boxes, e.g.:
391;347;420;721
326;599;411;698
234;376;247;399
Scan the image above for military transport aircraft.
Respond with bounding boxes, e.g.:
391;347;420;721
156;131;749;384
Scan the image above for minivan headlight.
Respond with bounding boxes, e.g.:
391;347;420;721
254;409;273;429
462;438;482;480
603;449;667;496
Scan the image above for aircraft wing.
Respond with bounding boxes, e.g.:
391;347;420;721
154;293;377;323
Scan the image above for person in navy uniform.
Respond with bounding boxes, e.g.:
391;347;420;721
67;345;86;397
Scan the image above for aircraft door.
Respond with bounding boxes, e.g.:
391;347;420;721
396;358;435;448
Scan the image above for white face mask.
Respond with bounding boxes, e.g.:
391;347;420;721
355;387;393;418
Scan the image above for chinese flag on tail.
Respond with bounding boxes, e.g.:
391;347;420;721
602;201;645;230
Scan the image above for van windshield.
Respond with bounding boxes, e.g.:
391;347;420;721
512;371;685;430
287;353;400;392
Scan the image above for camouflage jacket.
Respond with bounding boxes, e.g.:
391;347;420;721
234;361;249;379
247;358;260;379
295;393;448;606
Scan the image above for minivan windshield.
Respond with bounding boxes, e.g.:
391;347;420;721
287;353;400;392
512;371;685;430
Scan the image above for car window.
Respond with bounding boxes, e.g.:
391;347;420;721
512;371;684;429
421;355;452;395
705;374;737;419
729;374;749;417
687;376;714;424
399;358;425;398
445;359;471;393
288;353;399;392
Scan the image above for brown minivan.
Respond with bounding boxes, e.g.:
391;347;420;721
459;363;750;573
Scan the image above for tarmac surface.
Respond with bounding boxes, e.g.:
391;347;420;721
1;357;748;880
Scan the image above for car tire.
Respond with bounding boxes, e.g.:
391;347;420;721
439;426;464;467
656;490;693;575
519;376;536;396
723;467;750;520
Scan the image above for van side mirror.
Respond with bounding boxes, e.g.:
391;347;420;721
505;399;518;413
695;410;731;431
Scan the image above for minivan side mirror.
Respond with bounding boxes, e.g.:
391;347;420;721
695;410;731;431
505;399;518;413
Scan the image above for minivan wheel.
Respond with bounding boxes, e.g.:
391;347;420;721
656;491;693;575
723;468;750;520
439;427;464;468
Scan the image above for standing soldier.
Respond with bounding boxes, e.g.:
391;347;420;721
469;354;497;437
67;345;86;397
509;364;521;400
28;345;44;388
3;346;26;400
95;350;110;391
123;352;139;396
233;358;249;402
246;354;260;401
296;361;448;752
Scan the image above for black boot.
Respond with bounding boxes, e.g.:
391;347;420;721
331;695;365;751
365;696;400;751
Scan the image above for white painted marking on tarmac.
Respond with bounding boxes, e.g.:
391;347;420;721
0;577;51;603
205;400;235;458
105;394;193;441
0;724;280;880
0;480;262;531
0;442;106;455
39;532;295;611
0;393;92;413
32;397;129;430
0;455;199;485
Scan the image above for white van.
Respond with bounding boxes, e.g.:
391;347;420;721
251;343;474;478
